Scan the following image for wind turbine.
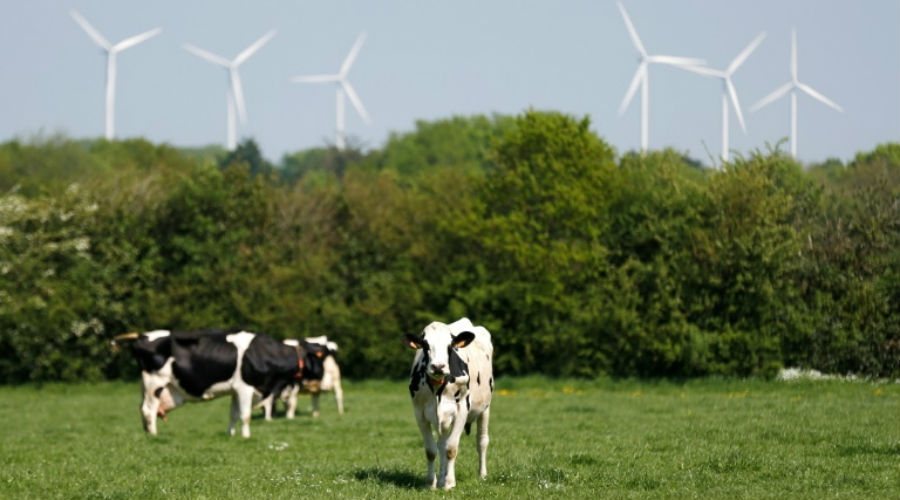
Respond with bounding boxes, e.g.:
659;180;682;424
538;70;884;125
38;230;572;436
70;10;162;140
292;31;371;150
617;1;705;153
184;30;278;150
750;28;843;159
684;32;767;162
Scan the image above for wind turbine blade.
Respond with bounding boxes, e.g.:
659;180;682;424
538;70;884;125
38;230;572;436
797;82;843;112
619;64;645;116
291;74;339;84
70;10;111;50
113;27;162;52
234;29;277;66
680;65;723;78
183;44;231;67
750;82;792;112
339;31;367;77
230;69;248;125
725;78;746;132
727;32;766;75
648;55;706;67
791;27;798;82
617;1;647;57
341;80;370;123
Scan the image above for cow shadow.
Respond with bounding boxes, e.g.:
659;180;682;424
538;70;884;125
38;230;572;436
352;467;421;489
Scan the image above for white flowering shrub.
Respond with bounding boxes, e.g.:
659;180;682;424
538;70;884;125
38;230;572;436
0;186;116;381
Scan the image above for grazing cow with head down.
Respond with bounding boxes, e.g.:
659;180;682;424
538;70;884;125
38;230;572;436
404;317;493;490
113;329;305;438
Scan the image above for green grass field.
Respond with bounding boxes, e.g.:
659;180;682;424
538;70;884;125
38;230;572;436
0;377;896;499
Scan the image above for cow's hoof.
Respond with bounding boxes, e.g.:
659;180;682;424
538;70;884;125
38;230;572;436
442;483;456;491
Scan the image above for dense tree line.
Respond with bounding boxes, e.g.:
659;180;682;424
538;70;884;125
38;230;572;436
0;111;897;382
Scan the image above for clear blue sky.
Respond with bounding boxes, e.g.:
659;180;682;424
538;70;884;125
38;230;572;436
1;1;897;164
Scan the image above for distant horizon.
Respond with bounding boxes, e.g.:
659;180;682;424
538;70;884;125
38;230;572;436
1;1;897;164
6;113;893;168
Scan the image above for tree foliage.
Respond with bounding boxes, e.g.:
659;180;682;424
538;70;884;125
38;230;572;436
0;113;896;382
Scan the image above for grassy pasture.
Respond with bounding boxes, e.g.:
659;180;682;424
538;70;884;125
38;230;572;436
0;377;896;499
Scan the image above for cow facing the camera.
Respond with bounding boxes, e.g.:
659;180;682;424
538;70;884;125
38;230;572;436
258;336;344;419
292;336;345;417
113;329;304;438
404;317;494;490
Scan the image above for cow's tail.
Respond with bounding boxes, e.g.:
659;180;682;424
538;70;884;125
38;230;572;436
111;332;139;353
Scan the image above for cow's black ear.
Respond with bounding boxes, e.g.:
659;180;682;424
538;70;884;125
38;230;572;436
404;333;424;350
453;331;476;348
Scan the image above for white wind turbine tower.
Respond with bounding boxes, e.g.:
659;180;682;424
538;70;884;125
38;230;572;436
684;32;767;162
750;28;843;158
183;30;278;150
292;31;371;150
617;1;705;153
69;10;162;140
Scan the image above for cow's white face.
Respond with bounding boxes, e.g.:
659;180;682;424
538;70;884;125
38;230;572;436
422;323;454;379
405;322;476;381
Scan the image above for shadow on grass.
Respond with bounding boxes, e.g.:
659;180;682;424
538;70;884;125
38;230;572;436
353;467;422;489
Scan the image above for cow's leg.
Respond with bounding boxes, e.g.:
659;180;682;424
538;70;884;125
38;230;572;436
436;433;450;489
264;379;293;421
334;379;344;414
311;392;321;418
228;394;239;436
251;392;270;420
139;376;162;436
285;385;299;419
262;395;274;421
414;407;438;489
140;390;161;436
236;386;254;438
441;416;468;490
476;408;490;479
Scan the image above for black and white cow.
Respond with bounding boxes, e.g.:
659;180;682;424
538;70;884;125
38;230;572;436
256;338;339;419
114;329;307;438
301;336;344;417
281;337;344;418
404;317;493;490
